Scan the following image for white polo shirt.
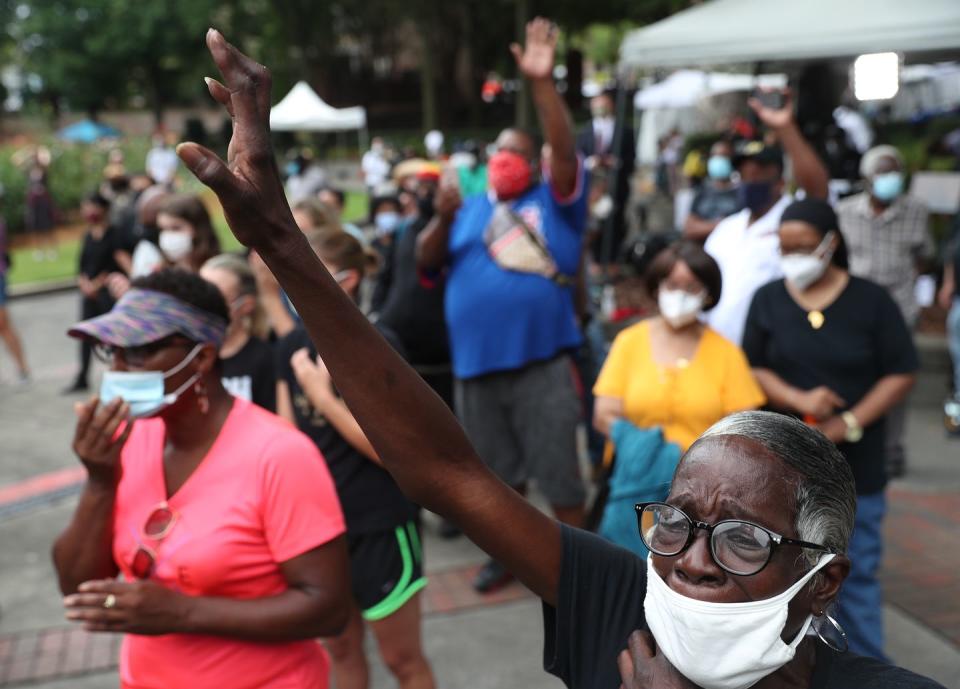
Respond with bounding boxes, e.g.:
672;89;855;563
704;195;792;346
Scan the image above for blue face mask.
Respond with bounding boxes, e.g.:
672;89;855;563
872;172;903;203
737;180;775;214
99;344;203;418
374;211;400;236
707;156;732;180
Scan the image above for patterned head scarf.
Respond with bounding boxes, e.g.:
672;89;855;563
68;288;227;347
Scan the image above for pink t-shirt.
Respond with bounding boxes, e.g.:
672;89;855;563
112;398;345;689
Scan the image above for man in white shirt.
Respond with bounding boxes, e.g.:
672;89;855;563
361;137;391;192
705;90;829;345
145;134;179;188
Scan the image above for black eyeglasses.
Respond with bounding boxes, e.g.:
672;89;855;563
635;502;833;576
93;336;191;368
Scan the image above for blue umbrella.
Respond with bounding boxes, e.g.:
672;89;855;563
57;119;121;143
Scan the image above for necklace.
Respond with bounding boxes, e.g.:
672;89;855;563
807;310;825;329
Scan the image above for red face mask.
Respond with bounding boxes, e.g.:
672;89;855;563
488;150;532;200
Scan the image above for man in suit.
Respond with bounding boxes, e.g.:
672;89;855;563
576;92;635;264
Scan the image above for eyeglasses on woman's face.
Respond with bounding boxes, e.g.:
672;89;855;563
635;502;833;576
93;336;193;368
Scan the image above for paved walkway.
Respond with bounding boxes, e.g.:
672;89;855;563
1;290;960;688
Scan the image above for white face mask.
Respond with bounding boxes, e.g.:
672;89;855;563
779;232;835;291
159;230;194;262
645;553;835;689
658;289;705;329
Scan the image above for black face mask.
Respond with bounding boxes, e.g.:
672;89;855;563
737;180;776;214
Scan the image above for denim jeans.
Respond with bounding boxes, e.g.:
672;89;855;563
948;297;960;396
835;490;888;661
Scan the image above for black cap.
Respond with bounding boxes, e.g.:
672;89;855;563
733;140;784;170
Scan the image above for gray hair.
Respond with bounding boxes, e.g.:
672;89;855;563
859;144;903;179
695;411;856;567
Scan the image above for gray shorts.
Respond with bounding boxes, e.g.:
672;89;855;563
455;355;586;507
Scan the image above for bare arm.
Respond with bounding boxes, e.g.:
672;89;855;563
939;259;955;309
177;29;563;606
593;395;624;437
750;90;829;200
752;368;845;420
113;250;133;275
683;213;720;242
291;348;381;465
65;539;352;640
846;373;915;429
53;399;131;594
512;19;577;197
276;380;295;423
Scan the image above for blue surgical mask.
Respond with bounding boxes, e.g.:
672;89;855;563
738;180;775;214
871;172;903;203
707;156;732;180
374;211;400;236
99;344;203;418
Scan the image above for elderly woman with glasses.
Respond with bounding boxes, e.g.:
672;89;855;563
171;28;944;689
53;268;351;689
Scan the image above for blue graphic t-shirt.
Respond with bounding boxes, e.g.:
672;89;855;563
445;167;587;379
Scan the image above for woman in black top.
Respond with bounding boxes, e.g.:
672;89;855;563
176;28;944;689
200;253;276;411
742;198;918;661
65;193;129;393
275;231;435;689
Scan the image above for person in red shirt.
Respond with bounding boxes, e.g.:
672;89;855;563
54;268;350;689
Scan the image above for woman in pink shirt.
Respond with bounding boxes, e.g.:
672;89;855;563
54;268;351;689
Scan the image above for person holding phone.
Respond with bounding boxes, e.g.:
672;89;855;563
704;89;829;347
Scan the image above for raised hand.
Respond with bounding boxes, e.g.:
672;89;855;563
509;17;558;82
72;398;132;485
748;88;795;131
176;29;295;252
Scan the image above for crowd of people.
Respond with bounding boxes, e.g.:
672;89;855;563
4;16;951;689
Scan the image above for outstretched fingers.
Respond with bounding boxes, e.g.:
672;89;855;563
205;28;272;124
176;143;236;200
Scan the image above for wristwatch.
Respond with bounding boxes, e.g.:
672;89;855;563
841;411;863;443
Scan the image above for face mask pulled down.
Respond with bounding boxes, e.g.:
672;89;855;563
99;344;203;419
644;554;835;689
780;232;835;291
658;289;705;328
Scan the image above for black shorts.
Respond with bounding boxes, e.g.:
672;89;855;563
348;520;427;621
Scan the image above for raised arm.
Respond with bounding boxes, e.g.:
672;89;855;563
512;19;577;197
749;89;829;200
177;30;563;606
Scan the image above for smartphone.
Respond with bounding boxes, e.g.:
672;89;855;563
752;89;784;110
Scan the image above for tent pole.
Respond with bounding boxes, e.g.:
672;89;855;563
359;126;369;156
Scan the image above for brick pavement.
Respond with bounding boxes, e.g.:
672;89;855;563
0;564;531;687
881;486;960;648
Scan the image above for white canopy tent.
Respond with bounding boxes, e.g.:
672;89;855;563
270;81;367;132
620;0;960;69
633;70;786;110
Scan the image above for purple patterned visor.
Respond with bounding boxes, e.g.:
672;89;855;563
67;288;227;347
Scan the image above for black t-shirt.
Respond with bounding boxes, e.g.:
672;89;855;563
221;336;277;412
377;216;450;366
275;325;416;534
543;526;944;689
742;277;919;495
79;225;122;279
690;184;742;221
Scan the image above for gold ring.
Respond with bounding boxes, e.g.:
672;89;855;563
103;594;117;609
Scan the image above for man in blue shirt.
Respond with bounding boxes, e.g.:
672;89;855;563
416;18;587;593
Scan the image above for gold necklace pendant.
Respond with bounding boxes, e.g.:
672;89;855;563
808;310;825;329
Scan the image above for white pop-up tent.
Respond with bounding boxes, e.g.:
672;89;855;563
633;70;786;110
620;0;960;69
270;81;366;132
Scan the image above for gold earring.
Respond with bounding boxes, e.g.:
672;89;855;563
194;381;210;415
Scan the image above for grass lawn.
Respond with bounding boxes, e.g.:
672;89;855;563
8;190;370;289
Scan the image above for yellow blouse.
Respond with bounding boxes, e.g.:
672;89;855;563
594;320;766;451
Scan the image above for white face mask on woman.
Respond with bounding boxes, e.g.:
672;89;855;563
658;289;705;329
779;232;835;291
159;230;194;262
644;554;834;689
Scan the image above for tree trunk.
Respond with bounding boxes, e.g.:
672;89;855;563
417;21;438;131
513;0;532;128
